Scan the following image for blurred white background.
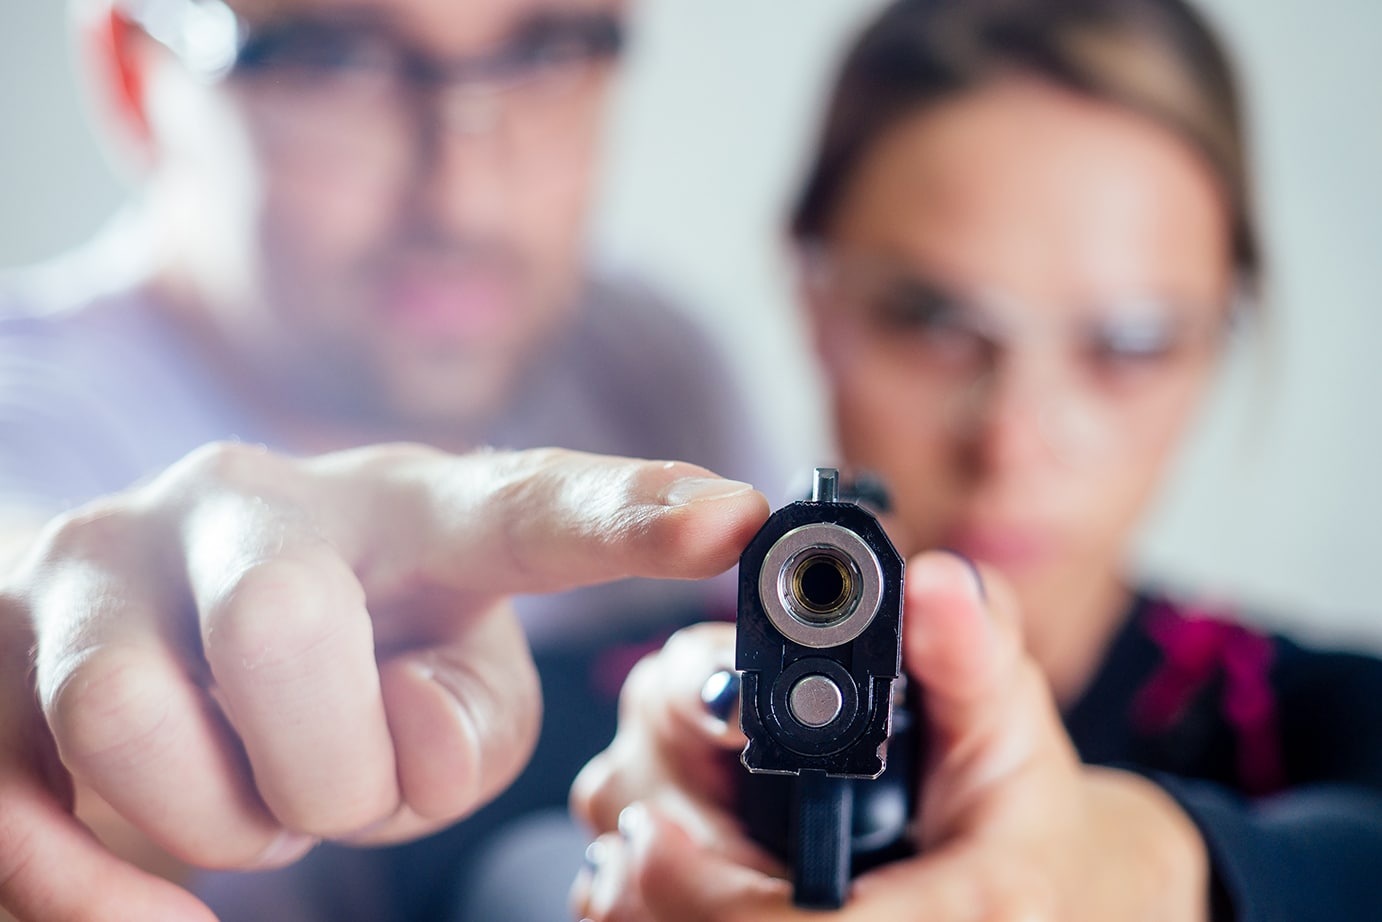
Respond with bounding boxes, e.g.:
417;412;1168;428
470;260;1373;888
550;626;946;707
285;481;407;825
2;1;1380;647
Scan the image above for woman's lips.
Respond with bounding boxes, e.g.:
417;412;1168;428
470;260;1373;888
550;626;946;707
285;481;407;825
941;524;1052;570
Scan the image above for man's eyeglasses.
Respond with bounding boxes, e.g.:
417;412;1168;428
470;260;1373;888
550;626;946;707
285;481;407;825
123;0;625;88
119;0;627;164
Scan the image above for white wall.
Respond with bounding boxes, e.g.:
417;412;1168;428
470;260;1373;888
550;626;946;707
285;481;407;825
3;2;1380;648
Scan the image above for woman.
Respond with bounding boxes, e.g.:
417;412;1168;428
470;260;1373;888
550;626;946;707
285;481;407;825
570;0;1382;919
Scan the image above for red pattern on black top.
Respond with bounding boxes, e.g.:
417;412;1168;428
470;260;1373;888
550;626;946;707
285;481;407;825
1131;600;1286;796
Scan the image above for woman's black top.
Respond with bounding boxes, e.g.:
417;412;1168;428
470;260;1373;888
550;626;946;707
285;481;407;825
1067;594;1382;920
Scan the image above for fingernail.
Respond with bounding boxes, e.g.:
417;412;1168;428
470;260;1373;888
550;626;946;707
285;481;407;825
617;802;649;841
254;831;317;868
583;838;609;872
662;477;753;506
700;669;740;723
939;549;987;602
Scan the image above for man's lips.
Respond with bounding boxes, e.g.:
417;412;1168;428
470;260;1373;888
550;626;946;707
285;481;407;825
376;267;516;340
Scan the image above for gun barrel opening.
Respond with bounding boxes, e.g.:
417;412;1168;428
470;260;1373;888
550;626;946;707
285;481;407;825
794;555;851;616
760;522;885;649
785;547;863;627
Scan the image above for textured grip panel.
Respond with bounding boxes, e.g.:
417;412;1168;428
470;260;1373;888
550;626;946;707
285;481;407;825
792;771;853;909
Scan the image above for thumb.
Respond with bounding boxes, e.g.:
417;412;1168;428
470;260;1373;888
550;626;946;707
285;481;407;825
900;553;1073;845
901;551;1026;745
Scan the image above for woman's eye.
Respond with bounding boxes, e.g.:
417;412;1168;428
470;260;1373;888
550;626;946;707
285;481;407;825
871;283;991;365
874;282;965;331
1083;315;1182;369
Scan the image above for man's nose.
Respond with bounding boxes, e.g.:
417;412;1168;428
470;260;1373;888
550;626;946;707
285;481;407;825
409;88;511;231
437;85;506;138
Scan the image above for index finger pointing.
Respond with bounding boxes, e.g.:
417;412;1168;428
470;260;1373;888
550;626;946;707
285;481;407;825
307;447;772;598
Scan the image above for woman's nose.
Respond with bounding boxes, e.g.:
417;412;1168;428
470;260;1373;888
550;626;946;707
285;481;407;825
963;368;1043;473
956;352;1087;474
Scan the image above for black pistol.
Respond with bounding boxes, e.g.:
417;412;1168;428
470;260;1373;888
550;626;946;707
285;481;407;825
736;468;916;909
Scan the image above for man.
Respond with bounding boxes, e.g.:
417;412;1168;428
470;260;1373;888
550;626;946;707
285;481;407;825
0;0;774;918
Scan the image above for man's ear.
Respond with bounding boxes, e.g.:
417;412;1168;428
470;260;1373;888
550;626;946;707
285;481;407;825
73;1;158;170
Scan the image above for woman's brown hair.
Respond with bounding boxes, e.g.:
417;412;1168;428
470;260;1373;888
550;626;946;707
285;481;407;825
791;0;1261;292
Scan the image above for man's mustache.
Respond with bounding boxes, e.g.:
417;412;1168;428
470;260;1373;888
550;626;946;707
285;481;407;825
366;227;528;280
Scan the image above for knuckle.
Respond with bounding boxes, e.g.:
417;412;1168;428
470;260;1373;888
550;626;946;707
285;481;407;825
660;625;705;660
315;442;442;510
587;788;627;836
452;449;648;589
502;447;585;498
481;452;570;578
568;763;600;825
175;440;276;488
616;654;664;717
47;647;173;769
485;448;574;509
617;455;673;500
203;553;366;676
624;494;681;546
517;447;636;520
31;498;139;570
344;441;441;473
661;623;729;666
155;442;297;526
570;752;620;831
